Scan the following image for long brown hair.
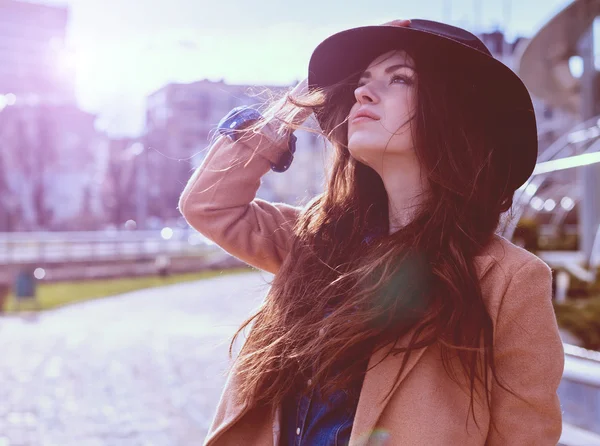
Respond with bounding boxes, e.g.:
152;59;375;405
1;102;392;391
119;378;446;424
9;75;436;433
228;40;523;433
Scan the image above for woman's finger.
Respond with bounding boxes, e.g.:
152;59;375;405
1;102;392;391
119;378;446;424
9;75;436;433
381;19;411;27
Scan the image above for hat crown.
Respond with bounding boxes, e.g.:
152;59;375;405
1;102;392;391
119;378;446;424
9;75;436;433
406;19;492;57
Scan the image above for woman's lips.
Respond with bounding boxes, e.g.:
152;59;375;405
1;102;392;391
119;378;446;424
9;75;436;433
352;116;378;124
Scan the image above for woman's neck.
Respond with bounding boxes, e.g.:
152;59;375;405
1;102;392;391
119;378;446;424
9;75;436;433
371;153;428;235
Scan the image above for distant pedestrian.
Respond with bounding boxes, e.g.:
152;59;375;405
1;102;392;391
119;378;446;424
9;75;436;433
14;267;40;312
180;18;564;446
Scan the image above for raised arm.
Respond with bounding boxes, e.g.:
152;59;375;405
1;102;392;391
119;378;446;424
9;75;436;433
179;82;312;275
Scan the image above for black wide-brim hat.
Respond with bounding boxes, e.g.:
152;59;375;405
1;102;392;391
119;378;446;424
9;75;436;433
307;19;538;192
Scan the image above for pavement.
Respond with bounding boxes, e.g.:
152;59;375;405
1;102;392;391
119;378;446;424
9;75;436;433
0;269;272;446
0;269;597;446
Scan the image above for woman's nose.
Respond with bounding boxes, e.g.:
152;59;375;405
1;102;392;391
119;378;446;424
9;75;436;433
355;83;379;104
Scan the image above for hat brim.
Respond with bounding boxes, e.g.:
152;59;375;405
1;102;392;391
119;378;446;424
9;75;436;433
307;25;538;191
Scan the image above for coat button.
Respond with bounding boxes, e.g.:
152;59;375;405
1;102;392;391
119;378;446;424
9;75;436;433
307;379;312;386
296;427;301;435
319;328;325;336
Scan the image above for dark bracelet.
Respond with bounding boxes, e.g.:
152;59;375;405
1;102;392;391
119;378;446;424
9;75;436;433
271;133;297;173
217;106;297;173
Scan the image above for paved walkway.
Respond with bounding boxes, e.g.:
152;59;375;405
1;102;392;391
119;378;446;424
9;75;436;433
0;270;272;446
0;269;595;445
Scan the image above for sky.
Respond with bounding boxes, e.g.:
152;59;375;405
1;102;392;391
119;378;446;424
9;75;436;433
44;0;573;137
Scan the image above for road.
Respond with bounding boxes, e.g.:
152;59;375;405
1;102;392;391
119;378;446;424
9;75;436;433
0;270;272;445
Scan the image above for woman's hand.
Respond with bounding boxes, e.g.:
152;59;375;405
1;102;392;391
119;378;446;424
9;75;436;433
290;77;309;97
381;19;411;27
270;77;311;127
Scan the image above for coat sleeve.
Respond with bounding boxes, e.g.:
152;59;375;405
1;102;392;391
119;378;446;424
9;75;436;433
178;121;302;275
486;257;564;445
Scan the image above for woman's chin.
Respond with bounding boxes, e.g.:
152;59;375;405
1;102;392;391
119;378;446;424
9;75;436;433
347;147;377;167
348;138;382;155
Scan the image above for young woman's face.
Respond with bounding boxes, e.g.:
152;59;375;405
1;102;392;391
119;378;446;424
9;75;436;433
347;50;417;167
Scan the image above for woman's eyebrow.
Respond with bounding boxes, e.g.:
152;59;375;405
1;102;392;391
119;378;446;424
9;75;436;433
359;64;414;80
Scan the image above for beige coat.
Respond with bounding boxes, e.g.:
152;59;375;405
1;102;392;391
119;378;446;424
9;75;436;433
179;122;565;446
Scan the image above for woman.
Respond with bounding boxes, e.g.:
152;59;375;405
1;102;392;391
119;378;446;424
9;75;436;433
179;19;564;446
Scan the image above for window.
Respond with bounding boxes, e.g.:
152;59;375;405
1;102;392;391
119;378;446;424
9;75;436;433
197;92;212;121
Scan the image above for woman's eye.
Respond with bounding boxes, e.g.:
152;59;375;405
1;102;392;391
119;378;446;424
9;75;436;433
356;75;411;89
390;75;410;84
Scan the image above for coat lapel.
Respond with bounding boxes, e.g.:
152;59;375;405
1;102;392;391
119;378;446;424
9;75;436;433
204;357;251;445
349;323;430;446
349;246;497;446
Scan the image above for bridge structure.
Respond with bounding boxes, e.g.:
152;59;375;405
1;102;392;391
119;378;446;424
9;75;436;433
0;228;215;265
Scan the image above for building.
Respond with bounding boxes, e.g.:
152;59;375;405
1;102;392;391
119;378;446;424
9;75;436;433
0;102;107;231
144;80;327;223
0;0;75;104
97;137;143;229
0;1;110;231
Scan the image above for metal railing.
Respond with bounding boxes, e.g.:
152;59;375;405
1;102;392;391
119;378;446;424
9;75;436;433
503;115;600;241
0;229;217;265
561;344;600;437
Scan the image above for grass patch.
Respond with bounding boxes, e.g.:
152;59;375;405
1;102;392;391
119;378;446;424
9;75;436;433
2;267;253;313
553;294;600;351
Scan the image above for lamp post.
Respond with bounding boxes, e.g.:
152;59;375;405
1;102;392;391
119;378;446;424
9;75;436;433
125;142;148;231
137;144;148;231
577;17;600;264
